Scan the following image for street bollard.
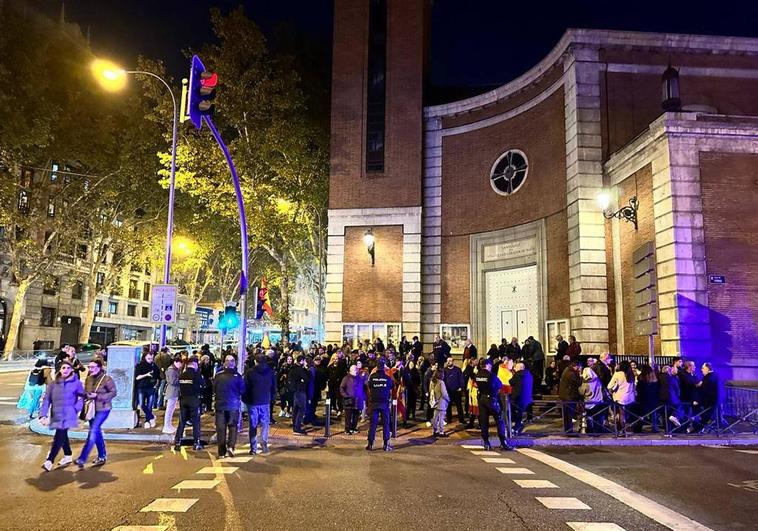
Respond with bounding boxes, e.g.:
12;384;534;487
391;399;398;439
505;394;513;439
324;398;331;438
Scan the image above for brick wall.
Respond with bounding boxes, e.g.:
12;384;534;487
440;88;566;237
616;164;661;355
546;209;570;321
440;234;469;323
328;0;425;210
341;225;403;322
700;152;758;365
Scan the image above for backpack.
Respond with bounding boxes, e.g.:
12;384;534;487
28;368;45;386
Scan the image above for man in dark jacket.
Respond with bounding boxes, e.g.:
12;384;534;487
462;339;477;361
592;352;613;389
243;353;277;454
290;355;311;435
505;337;522;360
697;362;723;428
524;336;545;391
213;355;245;458
659;365;683;429
432;336;451;368
510;362;534;434
411;336;423;360
555;335;569;361
558;362;581;434
443;358;466;424
174;357;204;451
366;358;393;452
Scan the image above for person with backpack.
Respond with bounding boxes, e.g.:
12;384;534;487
17;358;50;419
38;361;85;471
75;358;117;468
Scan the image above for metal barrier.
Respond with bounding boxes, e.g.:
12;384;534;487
2;350;53;362
324;398;331;438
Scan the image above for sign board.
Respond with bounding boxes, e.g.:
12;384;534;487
483;238;536;262
634;320;658;336
633;242;658;337
708;275;726;284
633;256;656;278
635;305;658;322
150;284;177;323
633;271;657;292
634;288;657;307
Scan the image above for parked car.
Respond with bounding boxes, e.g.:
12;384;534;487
41;342;102;366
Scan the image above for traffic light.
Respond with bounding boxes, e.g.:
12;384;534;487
184;55;218;129
217;305;240;333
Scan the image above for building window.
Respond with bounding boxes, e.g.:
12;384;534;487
127;304;137;317
141;306;149;319
490;150;529;196
365;0;387;173
75;244;88;260
20;168;33;187
143;282;151;301
17;190;29;213
43;276;60;295
47;199;56;218
178;302;186;315
108;301;118;314
94;299;103;313
40;307;55;327
96;272;105;288
72;280;84;300
129;279;140;299
50;163;59;182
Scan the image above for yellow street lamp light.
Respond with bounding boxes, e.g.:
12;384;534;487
91;59;128;92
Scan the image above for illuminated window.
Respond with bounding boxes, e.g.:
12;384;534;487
47;199;56;217
490;150;528;196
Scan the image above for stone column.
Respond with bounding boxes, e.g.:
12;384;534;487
563;47;609;354
421;117;443;349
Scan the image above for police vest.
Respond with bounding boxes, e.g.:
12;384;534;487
368;372;392;404
475;370;494;396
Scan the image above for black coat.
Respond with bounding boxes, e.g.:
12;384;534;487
635;380;660;412
556;340;569;359
213;369;245;411
242;363;277;406
699;372;722;408
289;365;311;394
592;362;612;388
659;372;682;406
558;367;581;402
678;371;699;403
510;369;534;409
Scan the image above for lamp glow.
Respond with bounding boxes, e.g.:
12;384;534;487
597;191;611;212
91;59;127;92
363;228;375;267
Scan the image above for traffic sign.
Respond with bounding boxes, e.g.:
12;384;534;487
708;275;726;284
150;284;178;324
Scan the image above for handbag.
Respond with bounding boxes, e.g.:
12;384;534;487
84;375;105;421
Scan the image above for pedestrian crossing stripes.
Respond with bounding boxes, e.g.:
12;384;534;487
196;466;239;474
736;450;758;454
112;526;169;531
496;467;534;475
172;479;221;490
567;523;627;530
460;444;483;449
536;497;591;510
139;498;198;513
220;456;253;463
471;451;500;456
513;479;559;488
480;457;515;464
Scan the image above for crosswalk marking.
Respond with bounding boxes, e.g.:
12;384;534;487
112;526;169;531
496;467;534;475
461;444;483;449
172;480;221;490
535;497;591;510
139;498;198;513
480;457;515;464
471;451;500;456
567;523;627;530
220;456;253;463
196;466;239;474
736;450;758;454
513;479;559;489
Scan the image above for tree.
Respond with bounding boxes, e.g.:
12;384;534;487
166;7;329;344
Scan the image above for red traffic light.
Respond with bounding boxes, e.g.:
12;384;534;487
200;72;218;89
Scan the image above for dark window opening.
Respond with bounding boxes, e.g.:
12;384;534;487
365;0;387;173
72;280;84;300
43;276;60;296
127;304;136;317
41;307;55;327
141;306;149;319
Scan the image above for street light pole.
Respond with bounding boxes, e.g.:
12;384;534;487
124;70;178;348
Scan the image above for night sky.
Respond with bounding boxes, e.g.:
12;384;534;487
30;0;758;99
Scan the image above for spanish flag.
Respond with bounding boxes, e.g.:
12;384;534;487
256;276;273;319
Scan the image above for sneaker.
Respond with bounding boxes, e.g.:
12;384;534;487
365;443;373;451
483;442;492;451
173;444;181;452
383;443;392;452
58;455;73;466
42;460;53;472
193;443;204;451
74;458;85;469
499;442;514;451
228;447;235;457
218;454;226;459
92;457;106;467
161;427;176;434
143;421;150;429
425;421;432;428
669;415;682;427
278;410;285;418
261;444;270;455
249;448;256;455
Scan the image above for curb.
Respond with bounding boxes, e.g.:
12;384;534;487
28;419;758;448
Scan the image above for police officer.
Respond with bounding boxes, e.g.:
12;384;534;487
213;355;246;458
366;358;393;452
174;357;204;451
475;357;513;451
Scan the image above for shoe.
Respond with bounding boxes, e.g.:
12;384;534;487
465;422;475;429
74;459;85;469
227;447;235;457
218;454;226;459
278;410;285;418
143;421;150;429
432;432;439;438
92;457;106;467
42;460;53;472
499;442;514;451
261;444;270;455
161;427;176;434
438;432;448;438
293;430;307;436
365;444;373;451
193;443;204;451
285;412;292;418
383;443;392;452
669;415;682;427
249;448;256;455
483;442;492;451
425;421;432;428
58;455;73;466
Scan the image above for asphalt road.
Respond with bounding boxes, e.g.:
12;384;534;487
1;371;757;531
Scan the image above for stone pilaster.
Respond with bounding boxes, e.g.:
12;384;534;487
563;47;609;354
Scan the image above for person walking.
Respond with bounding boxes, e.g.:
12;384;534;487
135;350;160;429
213;355;245;458
429;369;450;437
474;358;513;451
174;357;204;451
17;358;50;419
162;355;183;434
74;358;117;468
340;364;361;434
509;362;533;435
243;353;277;455
443;358;466;425
366;358;393;452
290;355;311;435
39;361;84;471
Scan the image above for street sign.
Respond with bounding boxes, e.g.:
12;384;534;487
634;320;658;336
635;288;657;307
150;284;178;324
708;275;726;284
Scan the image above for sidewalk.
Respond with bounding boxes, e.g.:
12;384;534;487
27;407;758;448
0;360;35;374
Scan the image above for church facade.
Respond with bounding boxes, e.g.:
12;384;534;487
325;0;758;383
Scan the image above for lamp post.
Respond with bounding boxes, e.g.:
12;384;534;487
597;190;639;231
92;59;179;348
363;228;375;266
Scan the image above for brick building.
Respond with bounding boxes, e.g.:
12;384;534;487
326;0;758;383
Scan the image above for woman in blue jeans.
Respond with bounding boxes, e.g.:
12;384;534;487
135;350;160;428
75;358;117;468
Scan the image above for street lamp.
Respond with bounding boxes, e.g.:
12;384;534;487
363;228;375;266
597;190;639;230
92;58;179;347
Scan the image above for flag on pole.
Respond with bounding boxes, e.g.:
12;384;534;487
256;276;273;319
